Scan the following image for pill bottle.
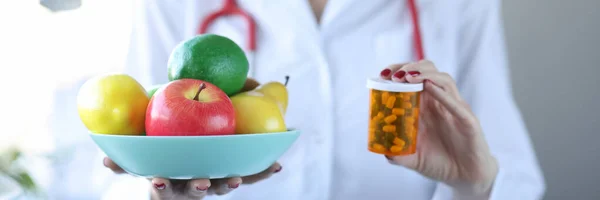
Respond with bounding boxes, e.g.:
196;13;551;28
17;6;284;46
366;77;423;156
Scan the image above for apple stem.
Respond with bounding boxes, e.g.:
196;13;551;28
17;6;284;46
284;75;290;86
193;83;207;101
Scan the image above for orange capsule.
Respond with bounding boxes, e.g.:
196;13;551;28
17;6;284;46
383;125;396;133
407;130;417;138
393;138;406;146
412;109;419;117
405;124;414;134
390;145;404;153
382;92;390;105
384;115;397;124
405;117;415;125
372;143;386;153
392;108;405;115
402;93;412;101
376;112;384;119
385;96;396;109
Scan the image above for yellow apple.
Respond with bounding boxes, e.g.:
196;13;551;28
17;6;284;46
230;90;286;134
254;76;289;115
77;74;149;135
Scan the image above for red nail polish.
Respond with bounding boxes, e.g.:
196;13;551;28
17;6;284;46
408;71;420;76
154;183;166;190
196;186;208;191
274;166;283;173
380;69;391;77
229;183;240;189
393;71;406;79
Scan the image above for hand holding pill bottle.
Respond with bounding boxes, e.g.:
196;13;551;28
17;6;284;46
366;78;423;156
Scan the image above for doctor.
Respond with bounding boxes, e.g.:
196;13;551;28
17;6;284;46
103;0;546;199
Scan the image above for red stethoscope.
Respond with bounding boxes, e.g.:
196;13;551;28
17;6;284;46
197;0;425;65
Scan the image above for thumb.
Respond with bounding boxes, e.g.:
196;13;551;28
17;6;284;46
386;154;419;171
103;157;125;174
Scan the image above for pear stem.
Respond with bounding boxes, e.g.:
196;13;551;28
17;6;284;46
284;75;290;86
193;83;207;101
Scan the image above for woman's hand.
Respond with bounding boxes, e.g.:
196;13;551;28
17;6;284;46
102;78;280;200
103;157;281;200
380;60;499;196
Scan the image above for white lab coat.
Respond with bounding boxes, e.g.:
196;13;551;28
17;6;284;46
61;0;547;199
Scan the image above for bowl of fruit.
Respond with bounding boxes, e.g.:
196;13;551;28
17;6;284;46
77;34;300;179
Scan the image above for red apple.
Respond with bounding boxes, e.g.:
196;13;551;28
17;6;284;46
145;79;236;136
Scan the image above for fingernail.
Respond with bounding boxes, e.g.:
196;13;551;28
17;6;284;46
274;166;283;173
154;183;166;190
408;71;420;77
393;71;406;79
196;186;208;191
228;183;240;189
380;69;391;77
102;157;109;167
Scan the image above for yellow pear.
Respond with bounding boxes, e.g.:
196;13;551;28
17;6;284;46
255;76;289;115
230;91;286;134
77;74;149;135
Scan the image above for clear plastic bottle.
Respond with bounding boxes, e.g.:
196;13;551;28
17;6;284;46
366;77;423;156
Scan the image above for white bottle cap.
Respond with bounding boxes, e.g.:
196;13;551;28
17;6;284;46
366;77;423;92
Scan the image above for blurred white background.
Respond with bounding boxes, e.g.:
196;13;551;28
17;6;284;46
0;1;135;199
0;0;598;199
0;0;132;154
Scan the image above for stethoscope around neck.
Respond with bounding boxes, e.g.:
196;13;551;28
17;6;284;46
197;0;425;77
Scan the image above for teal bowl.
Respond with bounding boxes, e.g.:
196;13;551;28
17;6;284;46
89;130;300;179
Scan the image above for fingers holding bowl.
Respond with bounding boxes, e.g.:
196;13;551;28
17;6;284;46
191;162;282;197
204;163;281;196
151;178;174;200
242;163;282;184
187;178;211;198
210;177;242;196
103;157;125;174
